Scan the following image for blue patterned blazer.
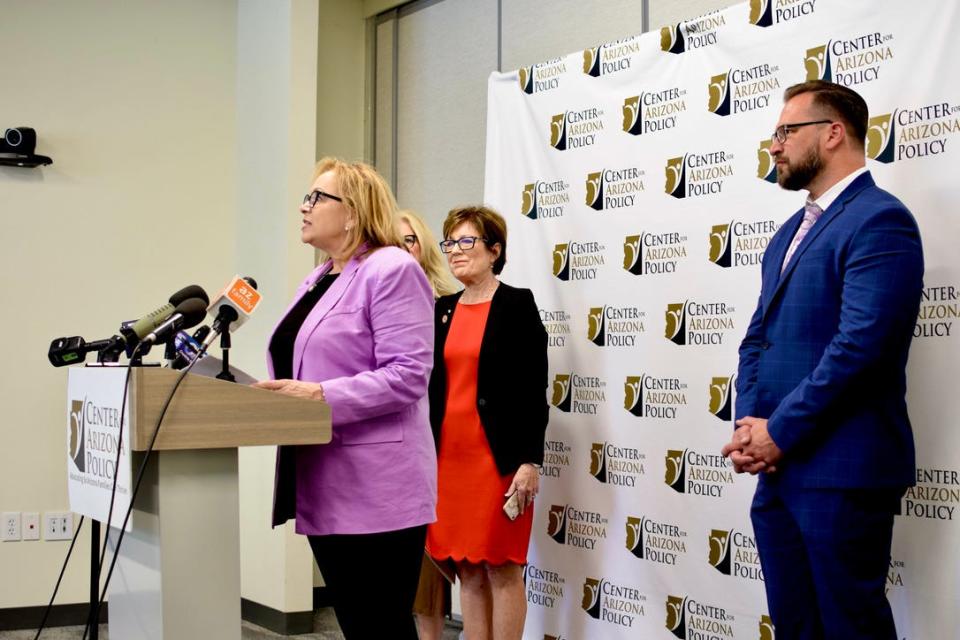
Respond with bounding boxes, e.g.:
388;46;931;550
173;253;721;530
735;171;924;488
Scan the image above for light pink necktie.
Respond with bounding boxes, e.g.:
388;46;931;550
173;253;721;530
781;200;823;272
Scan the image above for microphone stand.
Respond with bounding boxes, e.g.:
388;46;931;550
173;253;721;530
215;321;236;383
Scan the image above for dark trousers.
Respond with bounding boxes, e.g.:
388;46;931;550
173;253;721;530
308;524;427;640
751;480;903;640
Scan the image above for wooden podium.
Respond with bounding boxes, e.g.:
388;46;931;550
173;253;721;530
100;367;331;640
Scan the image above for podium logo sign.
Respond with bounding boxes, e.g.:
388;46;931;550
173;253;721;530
67;368;132;528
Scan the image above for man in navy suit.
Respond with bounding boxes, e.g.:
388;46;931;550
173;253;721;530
722;81;924;639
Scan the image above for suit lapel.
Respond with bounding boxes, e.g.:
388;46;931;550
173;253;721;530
763;172;875;317
291;252;364;380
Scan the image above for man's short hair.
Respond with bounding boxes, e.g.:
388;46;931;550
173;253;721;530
784;80;868;146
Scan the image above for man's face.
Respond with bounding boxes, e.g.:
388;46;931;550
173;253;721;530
771;93;827;192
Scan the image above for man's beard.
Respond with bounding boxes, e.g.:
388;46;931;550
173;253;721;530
777;145;823;191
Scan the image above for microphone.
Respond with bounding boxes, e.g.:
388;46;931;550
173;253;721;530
169;326;211;370
142;298;209;345
126;284;209;343
202;276;262;348
48;336;119;367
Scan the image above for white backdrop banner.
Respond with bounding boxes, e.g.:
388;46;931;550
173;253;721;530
483;1;960;638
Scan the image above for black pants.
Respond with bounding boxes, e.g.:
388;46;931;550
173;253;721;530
308;524;427;639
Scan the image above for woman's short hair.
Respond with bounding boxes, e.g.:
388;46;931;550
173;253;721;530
398;209;458;297
313;157;403;256
442;205;508;275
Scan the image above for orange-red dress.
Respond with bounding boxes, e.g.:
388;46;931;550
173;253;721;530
426;300;534;565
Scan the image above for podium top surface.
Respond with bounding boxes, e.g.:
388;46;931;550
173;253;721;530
128;367;331;451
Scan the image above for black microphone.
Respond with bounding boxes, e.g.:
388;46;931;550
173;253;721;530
48;337;118;367
124;284;209;343
142;298;209;345
202;276;261;349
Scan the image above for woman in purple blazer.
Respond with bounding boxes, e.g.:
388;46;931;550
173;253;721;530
253;158;436;639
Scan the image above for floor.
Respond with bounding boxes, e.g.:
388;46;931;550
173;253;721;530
0;608;463;639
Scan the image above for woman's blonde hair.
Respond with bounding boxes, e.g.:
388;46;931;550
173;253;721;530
312;157;403;257
399;209;459;297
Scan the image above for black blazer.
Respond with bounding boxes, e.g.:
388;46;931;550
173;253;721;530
428;282;549;476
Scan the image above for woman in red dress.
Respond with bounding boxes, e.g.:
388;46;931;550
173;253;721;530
426;206;549;639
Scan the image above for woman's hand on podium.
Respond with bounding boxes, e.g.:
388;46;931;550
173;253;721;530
253;378;326;402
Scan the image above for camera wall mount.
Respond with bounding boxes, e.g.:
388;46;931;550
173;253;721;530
0;127;53;168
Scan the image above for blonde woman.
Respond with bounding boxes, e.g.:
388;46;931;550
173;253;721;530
254;158;436;639
399;209;458;298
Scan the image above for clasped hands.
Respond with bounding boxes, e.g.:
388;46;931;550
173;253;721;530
720;416;783;475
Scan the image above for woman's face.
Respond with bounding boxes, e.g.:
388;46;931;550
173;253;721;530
300;170;352;251
399;219;422;263
445;221;499;285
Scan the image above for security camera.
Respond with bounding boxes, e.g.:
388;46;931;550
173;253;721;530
2;127;37;154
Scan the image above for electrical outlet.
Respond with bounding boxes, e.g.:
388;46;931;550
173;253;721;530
22;512;40;541
44;512;74;541
2;512;21;541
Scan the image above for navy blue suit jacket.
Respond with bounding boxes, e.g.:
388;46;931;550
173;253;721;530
735;171;924;488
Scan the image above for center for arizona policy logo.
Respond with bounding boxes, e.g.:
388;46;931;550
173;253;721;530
866;102;960;164
709;528;764;581
541;439;572;479
519;58;567;94
915;283;958;339
709;219;780;268
665;448;734;497
749;0;817;28
902;467;960;521
68;399;87;472
626;515;688;566
624;231;688;276
707;62;782;116
665;595;735;639
660;11;725;54
550;107;604;150
540;308;571;348
583;36;642;77
590;441;645;487
804;31;894;87
585;167;644;211
708;375;735;421
582;577;646;628
624;374;688;419
552;373;606;415
665;300;736;345
553;241;605;281
664;151;735;199
522;179;570;219
588;305;645;347
548;504;608;550
525;563;566;609
623;87;687;135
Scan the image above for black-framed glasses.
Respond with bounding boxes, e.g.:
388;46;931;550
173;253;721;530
402;234;418;248
303;189;343;207
439;236;486;253
771;120;833;144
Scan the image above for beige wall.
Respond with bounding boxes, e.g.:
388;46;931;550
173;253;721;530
0;0;742;618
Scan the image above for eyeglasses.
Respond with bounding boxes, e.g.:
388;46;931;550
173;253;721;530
303;189;343;207
403;234;418;248
439;236;486;253
771;120;833;144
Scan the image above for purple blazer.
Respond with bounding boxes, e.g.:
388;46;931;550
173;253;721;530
268;246;437;535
